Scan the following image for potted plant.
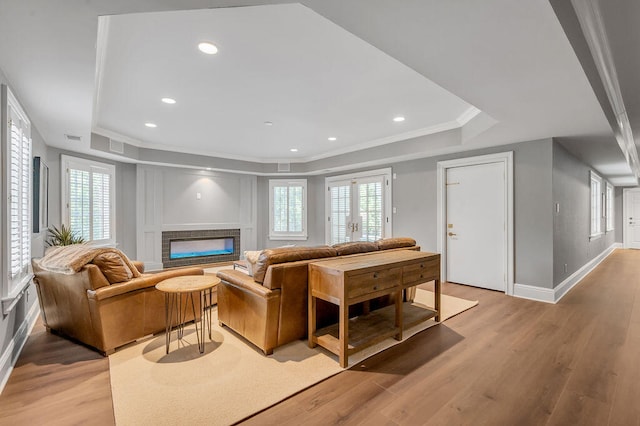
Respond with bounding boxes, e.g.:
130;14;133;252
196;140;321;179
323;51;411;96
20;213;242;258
46;224;86;246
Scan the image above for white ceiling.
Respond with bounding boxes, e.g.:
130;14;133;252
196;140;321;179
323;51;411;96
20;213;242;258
95;4;474;163
0;0;636;181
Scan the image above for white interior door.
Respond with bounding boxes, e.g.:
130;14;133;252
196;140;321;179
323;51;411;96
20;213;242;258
624;188;640;249
446;162;506;291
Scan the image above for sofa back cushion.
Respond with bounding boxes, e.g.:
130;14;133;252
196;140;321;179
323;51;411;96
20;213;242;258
253;246;338;283
376;237;417;250
332;241;378;256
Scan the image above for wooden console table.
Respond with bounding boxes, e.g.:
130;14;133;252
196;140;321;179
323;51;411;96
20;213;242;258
308;250;440;367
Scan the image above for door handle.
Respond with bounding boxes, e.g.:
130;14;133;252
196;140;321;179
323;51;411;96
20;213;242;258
448;232;457;236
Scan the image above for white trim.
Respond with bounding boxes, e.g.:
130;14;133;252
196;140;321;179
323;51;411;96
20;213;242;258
437;151;514;295
0;299;40;395
553;243;620;303
92;105;482;165
572;0;640;181
513;283;555;303
456;106;481;126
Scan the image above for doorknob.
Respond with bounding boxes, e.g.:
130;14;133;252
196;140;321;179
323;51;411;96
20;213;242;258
448;232;457;236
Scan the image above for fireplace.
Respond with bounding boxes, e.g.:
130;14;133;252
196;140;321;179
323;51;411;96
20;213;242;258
162;229;240;268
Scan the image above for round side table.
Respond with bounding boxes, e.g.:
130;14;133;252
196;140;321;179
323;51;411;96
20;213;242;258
156;275;220;354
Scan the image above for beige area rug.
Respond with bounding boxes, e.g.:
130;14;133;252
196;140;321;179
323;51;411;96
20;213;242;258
109;289;478;426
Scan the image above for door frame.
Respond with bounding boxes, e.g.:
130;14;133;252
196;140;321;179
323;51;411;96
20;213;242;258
436;152;514;295
622;187;640;248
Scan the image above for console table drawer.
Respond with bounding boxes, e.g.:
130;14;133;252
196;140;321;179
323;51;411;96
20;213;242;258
403;259;439;286
347;267;401;299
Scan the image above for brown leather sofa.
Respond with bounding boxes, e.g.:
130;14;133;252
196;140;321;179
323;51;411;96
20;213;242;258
32;253;204;355
216;238;418;355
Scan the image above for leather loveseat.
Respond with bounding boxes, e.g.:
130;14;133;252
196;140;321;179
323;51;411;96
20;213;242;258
32;246;204;355
216;238;418;355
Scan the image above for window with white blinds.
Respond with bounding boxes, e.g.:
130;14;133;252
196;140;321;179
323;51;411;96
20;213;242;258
269;179;307;240
606;182;614;232
62;155;115;244
2;85;32;296
590;171;603;240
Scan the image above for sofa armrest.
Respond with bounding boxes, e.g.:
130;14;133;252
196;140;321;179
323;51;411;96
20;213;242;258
217;270;274;298
132;261;145;274
88;267;204;301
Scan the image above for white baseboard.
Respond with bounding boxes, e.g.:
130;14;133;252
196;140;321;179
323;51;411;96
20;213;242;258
553;243;620;303
513;283;555;303
144;261;164;272
0;300;40;395
514;243;620;304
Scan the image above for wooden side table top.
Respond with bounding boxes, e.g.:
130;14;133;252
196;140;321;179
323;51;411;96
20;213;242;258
155;275;221;293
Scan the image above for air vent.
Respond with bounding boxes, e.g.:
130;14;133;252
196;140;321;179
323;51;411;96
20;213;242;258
64;134;81;142
109;139;124;154
277;162;291;172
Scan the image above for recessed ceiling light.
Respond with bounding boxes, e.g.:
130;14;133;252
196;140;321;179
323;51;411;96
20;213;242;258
145;122;157;128
161;97;176;104
328;137;337;141
290;148;298;152
393;116;405;122
264;121;273;126
198;42;218;55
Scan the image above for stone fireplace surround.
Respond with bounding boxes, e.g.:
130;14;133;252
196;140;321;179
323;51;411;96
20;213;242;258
162;228;240;268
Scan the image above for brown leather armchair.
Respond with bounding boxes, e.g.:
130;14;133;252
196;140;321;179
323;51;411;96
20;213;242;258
32;257;204;355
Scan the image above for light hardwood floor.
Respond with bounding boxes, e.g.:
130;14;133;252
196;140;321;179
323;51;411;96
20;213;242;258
1;249;639;425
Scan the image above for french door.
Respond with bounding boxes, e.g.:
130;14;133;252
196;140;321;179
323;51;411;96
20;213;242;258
326;169;392;245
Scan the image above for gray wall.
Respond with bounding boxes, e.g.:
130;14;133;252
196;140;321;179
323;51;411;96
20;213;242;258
45;147;138;258
0;71;43;387
552;142;617;286
254;138;556;289
389;138;554;289
256;175;326;249
135;165;257;269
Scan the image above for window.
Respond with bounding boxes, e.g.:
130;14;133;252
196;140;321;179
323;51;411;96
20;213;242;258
606;182;614;232
325;168;392;245
269;179;307;240
590;171;603;240
62;155;115;245
1;85;32;298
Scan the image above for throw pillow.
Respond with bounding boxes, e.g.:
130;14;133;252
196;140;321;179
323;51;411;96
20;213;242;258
92;251;137;284
243;250;262;277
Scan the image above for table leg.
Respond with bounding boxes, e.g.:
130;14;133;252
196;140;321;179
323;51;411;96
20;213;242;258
395;289;403;341
339;302;348;368
434;279;441;322
308;293;317;348
164;293;171;354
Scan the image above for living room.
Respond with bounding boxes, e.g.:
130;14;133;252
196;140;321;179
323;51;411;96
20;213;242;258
1;0;640;424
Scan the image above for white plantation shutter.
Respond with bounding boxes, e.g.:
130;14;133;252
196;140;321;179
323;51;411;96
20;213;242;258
2;86;32;296
62;155;115;244
326;169;391;245
269;179;307;240
590;171;603;239
329;184;350;245
357;180;383;242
